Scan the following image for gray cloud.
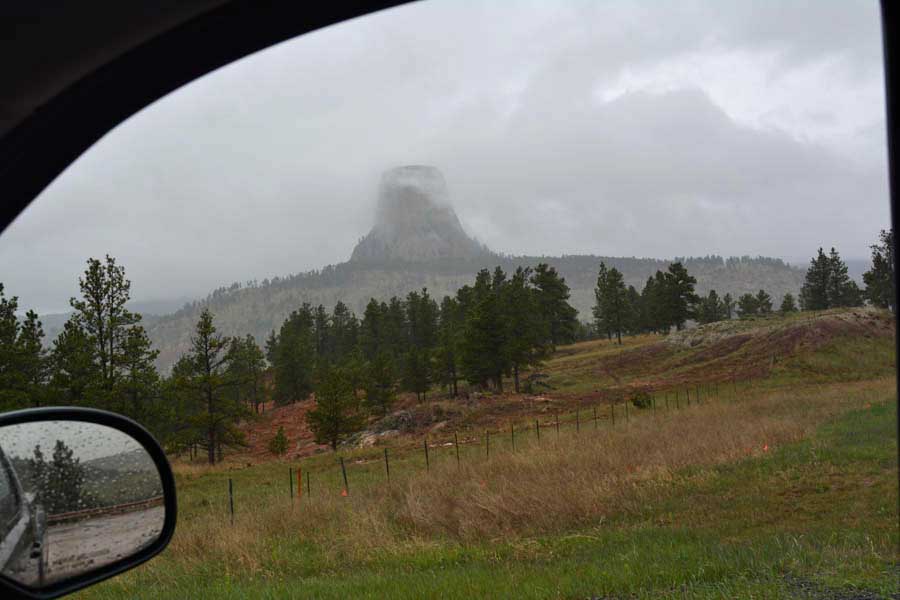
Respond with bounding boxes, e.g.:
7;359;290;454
0;0;888;313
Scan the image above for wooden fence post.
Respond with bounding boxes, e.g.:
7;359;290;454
510;423;516;451
424;438;430;470
454;432;460;467
536;419;541;440
485;430;490;458
384;448;390;483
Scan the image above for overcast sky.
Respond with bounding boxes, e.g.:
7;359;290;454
0;0;889;313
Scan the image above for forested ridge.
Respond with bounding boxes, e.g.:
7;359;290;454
143;253;807;371
2;231;891;464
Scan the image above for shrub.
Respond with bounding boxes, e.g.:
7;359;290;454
268;426;289;456
631;390;653;409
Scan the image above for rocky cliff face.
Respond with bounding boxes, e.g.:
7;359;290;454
350;165;491;262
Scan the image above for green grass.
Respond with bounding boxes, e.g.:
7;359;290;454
81;389;898;599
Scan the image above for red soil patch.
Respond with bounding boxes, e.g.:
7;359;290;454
240;399;329;462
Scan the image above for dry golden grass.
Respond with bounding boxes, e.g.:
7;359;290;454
157;377;893;578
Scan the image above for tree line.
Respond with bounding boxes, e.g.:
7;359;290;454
591;233;894;344
0;229;893;460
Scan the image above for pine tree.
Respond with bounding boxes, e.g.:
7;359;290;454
722;293;735;320
48;318;99;406
755;290;773;315
174;309;248;464
359;299;386;361
780;293;798;313
69;256;142;401
434;296;462;397
696;290;725;324
17;310;48;408
363;352;396;415
504;267;550;391
530;263;578;346
663;262;699;331
624;286;643;334
226;334;266;413
0;284;20;410
269;305;316;405
115;325;160;422
460;270;509;391
268;426;289;456
737;293;759;318
800;248;831;310
592;262;611;340
595;265;630;344
826;248;861;307
306;366;366;450
863;228;895;312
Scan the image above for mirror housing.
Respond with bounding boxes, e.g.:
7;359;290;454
0;407;176;600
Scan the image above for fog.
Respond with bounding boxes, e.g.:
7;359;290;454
0;0;888;313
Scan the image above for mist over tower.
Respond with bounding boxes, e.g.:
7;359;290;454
350;165;492;263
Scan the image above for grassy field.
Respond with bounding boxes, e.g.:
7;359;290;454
78;310;898;599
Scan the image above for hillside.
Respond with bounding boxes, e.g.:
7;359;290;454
142;165;806;369
102;307;898;599
235;307;894;462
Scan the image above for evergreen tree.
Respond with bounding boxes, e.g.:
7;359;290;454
226;334;266;413
696;290;725;324
504;267;551;391
624;286;643;334
755;289;773;315
69;256;142;401
29;440;93;514
863;228;895;312
826;248;862;307
663;262;698;331
401;289;438;401
268;426;289;456
330;301;359;363
269;305;316;405
737;293;759;318
434;296;463;397
174;309;247;464
592;262;611;340
593;263;630;344
460;269;509;391
359;299;386;360
0;284;20;410
780;293;798;313
722;293;735;319
115;325;160;422
16;310;48;408
48;318;99;406
530;263;578;346
800;248;831;310
306;366;366;450
363;352;396;416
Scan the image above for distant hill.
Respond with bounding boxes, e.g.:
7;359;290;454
136;165;805;369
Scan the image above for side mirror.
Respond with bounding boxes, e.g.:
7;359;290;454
0;408;176;599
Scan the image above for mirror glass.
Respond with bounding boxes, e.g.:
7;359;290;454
0;420;164;589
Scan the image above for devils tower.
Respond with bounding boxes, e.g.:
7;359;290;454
350;165;491;262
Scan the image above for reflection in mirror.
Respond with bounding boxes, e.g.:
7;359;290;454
0;421;163;589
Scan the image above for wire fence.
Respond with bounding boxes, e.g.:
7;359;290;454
222;375;758;523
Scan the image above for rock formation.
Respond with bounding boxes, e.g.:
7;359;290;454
350;165;491;262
